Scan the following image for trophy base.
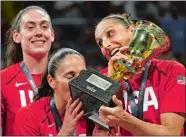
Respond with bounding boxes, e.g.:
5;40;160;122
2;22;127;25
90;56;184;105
84;110;110;131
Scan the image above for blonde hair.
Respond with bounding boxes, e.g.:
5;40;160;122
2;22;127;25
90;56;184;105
100;13;135;28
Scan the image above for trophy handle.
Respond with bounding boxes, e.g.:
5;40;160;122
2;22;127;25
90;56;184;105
126;20;170;71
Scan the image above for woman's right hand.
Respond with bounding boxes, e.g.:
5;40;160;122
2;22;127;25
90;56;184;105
92;124;110;136
108;50;133;80
108;47;144;81
93;124;120;136
57;98;84;136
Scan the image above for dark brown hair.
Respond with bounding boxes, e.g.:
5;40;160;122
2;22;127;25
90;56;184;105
34;48;85;101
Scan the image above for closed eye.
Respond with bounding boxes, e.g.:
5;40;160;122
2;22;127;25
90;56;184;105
25;22;35;30
28;27;33;29
26;26;34;30
42;24;49;29
65;72;75;80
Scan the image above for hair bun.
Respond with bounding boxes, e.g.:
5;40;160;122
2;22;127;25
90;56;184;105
121;13;135;25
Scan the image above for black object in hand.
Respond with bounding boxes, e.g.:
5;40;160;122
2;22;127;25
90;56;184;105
69;68;122;130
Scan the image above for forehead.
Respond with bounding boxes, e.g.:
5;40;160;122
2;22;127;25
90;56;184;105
95;19;122;35
57;54;85;72
20;9;50;25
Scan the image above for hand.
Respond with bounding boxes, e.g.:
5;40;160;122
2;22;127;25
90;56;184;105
92;124;109;136
108;51;132;81
99;95;126;127
58;98;84;136
109;126;121;136
108;48;144;80
119;46;145;73
93;124;121;136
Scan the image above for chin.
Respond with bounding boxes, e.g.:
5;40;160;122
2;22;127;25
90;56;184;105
103;54;110;60
35;48;50;53
31;51;48;59
36;49;49;53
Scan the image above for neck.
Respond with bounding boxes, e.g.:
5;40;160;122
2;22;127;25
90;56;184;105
54;94;66;115
23;53;48;74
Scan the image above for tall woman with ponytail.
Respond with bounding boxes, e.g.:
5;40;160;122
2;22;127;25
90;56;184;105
1;5;54;136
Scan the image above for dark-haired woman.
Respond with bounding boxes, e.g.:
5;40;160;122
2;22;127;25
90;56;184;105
13;48;113;136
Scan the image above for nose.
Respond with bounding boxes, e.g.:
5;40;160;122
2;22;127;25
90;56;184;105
102;38;111;49
35;26;42;37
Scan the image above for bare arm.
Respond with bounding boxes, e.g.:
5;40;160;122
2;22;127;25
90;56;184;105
99;95;185;135
119;111;185;135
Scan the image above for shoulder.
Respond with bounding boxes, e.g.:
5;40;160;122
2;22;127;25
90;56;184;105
16;96;50;120
1;63;21;75
13;97;50;136
150;59;185;76
1;63;22;85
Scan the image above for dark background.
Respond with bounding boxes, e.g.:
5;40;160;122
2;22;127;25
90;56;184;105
1;1;186;70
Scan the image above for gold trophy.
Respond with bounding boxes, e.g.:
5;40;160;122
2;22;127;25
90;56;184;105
109;20;170;81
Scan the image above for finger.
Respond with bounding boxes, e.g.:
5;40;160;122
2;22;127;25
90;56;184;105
116;126;121;136
108;59;115;67
94;124;100;130
92;127;97;135
102;116;115;127
114;51;134;64
99;109;108;122
112;95;123;107
107;115;115;123
68;98;80;113
119;46;130;53
99;105;113;115
74;110;84;122
98;115;107;125
66;98;72;110
72;101;82;117
93;127;109;136
110;126;120;136
112;54;134;65
110;127;117;135
93;124;101;135
111;54;129;62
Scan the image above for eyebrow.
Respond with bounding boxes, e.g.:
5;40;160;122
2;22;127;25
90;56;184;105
25;20;50;25
95;25;115;40
64;69;85;76
63;71;75;76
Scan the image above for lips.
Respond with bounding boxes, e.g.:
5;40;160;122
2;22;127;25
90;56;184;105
31;40;46;44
